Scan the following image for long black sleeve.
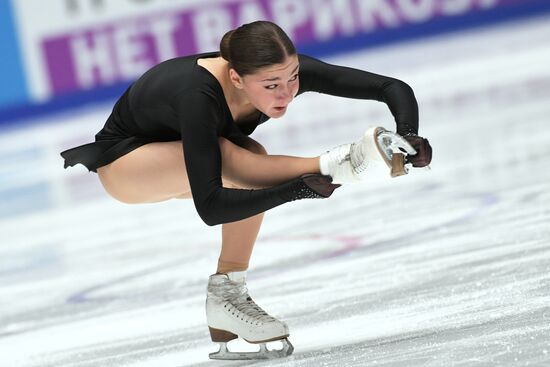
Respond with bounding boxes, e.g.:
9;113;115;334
298;54;419;135
178;91;311;226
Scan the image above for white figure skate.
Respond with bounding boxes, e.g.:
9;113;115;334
206;271;294;360
320;126;417;183
352;126;417;178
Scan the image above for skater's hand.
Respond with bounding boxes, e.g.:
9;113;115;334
404;134;432;167
301;174;341;198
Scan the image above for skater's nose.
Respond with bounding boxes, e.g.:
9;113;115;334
277;85;293;104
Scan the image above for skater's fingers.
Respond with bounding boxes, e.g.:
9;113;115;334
301;174;341;198
404;136;432;167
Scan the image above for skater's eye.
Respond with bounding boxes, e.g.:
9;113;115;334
264;74;299;90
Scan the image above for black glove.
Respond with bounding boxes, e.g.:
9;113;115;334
302;174;341;197
286;174;341;201
404;133;432;167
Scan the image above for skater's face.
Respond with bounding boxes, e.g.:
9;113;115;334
230;55;300;118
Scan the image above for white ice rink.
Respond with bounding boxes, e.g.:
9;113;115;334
1;15;550;367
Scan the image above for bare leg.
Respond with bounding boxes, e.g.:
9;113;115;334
97;141;193;204
216;138;271;273
217;211;264;273
218;137;320;188
98;139;320;203
216;137;322;272
97;137;321;273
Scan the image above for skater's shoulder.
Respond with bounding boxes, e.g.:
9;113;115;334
137;51;221;84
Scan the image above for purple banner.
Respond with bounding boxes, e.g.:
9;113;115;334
43;0;524;95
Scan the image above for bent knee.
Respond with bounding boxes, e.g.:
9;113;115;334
219;136;268;155
245;139;268;155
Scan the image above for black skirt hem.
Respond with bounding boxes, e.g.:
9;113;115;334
60;137;153;173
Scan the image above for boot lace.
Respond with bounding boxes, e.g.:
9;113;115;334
208;277;278;325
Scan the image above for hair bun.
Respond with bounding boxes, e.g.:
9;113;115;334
220;29;235;62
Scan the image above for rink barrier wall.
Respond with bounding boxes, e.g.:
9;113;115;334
0;0;27;110
1;0;550;129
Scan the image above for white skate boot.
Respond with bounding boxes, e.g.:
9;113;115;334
206;271;293;360
320;126;417;183
319;143;359;184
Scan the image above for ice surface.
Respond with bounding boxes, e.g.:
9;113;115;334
1;16;550;367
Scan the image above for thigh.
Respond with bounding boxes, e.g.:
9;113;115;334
96;136;267;204
97;141;191;203
218;135;272;189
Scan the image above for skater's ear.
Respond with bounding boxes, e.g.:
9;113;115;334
229;68;245;89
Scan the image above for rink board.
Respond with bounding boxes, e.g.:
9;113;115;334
1;0;550;125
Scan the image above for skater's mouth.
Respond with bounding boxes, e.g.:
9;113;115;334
274;106;286;112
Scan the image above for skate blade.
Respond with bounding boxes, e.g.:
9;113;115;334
375;128;416;177
390;153;407;177
209;338;294;360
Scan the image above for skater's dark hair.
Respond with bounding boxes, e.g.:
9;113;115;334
220;21;296;76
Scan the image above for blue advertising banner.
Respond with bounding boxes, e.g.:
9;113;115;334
2;0;550;128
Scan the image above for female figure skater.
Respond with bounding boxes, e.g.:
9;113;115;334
61;21;432;360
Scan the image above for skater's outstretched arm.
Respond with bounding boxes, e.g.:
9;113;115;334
178;91;338;226
297;54;419;136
